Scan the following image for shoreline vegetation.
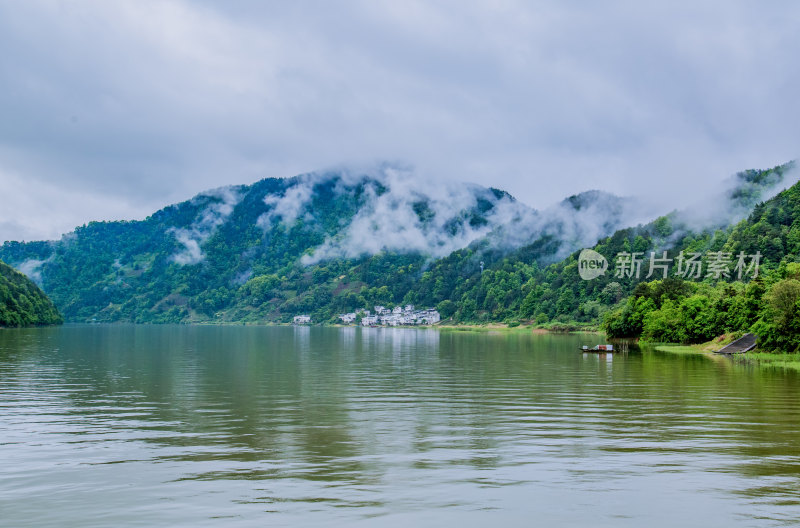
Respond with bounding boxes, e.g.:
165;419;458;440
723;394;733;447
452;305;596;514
10;313;799;372
654;335;800;372
3;162;800;366
41;320;602;333
0;164;790;331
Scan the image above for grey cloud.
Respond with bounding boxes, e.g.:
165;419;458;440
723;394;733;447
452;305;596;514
1;1;799;243
665;162;800;245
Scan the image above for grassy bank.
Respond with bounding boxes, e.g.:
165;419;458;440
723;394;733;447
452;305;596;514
652;334;737;356
434;321;601;334
653;344;712;356
182;320;601;334
654;334;800;372
435;319;599;332
733;352;800;371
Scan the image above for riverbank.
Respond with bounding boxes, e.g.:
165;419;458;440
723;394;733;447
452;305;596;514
654;335;800;372
228;318;600;333
733;352;800;371
65;319;600;333
653;334;737;356
434;320;600;333
435;325;602;337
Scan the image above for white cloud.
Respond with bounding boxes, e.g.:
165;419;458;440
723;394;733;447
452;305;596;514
14;257;49;285
299;167;640;264
257;179;314;229
170;186;241;265
170;231;205;266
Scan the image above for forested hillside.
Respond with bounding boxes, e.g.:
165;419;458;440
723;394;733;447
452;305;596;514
0;162;795;349
599;162;800;352
0;260;62;327
397;162;797;326
0;167;636;324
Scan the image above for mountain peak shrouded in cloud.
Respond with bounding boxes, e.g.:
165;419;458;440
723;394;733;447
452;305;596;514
0;163;641;311
202;165;642;266
290;167;535;264
649;161;800;250
6;162;796;282
0;161;794;323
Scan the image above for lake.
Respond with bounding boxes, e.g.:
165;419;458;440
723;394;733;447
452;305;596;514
1;325;799;527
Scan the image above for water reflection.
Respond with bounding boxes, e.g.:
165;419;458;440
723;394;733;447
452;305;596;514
1;325;800;526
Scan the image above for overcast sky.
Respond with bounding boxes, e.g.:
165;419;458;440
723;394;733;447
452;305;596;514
0;0;798;242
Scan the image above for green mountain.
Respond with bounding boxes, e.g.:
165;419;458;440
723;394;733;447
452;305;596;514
597;162;800;351
427;161;800;351
0;162;795;338
0;259;62;327
0;167;636;324
417;161;797;326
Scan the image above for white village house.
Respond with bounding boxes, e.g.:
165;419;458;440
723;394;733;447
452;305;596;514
293;315;312;324
338;313;357;324
361;315;379;326
334;305;441;327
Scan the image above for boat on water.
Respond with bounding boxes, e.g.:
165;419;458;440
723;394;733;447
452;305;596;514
580;344;614;352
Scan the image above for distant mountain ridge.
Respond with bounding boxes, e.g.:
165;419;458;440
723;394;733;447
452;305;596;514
0;162;793;324
425;161;799;326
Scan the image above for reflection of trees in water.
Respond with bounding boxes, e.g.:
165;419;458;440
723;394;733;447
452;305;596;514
2;326;800;518
0;326;371;484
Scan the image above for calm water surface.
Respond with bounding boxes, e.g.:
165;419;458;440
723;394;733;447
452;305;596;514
1;325;800;527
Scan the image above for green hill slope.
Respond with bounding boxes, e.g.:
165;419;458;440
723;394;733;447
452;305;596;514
0;260;62;327
394;162;797;326
0;162;794;333
0;168;632;323
598;163;800;351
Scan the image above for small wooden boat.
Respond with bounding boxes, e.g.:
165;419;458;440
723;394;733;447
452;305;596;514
580;344;614;352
